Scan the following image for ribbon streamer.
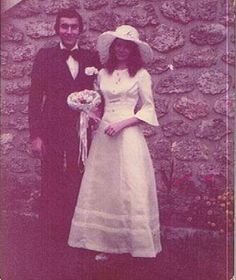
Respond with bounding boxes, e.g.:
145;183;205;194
77;111;101;166
78;112;89;166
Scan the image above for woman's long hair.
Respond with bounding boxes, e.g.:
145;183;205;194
105;39;144;77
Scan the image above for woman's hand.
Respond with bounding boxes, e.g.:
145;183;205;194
104;117;141;137
104;121;125;137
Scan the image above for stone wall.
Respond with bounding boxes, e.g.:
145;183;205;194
1;0;235;236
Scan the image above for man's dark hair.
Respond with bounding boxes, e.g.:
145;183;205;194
54;9;83;34
105;39;144;77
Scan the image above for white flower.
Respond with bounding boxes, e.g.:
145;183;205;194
85;66;99;76
168;64;174;70
86;96;93;103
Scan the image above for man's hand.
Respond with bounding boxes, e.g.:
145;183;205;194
31;137;45;158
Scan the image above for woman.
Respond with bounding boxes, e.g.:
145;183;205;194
68;25;162;258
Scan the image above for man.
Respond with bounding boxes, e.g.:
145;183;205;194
28;9;101;243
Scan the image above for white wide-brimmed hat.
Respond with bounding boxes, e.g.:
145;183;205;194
97;25;153;64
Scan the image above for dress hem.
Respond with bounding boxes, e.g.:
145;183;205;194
68;241;162;258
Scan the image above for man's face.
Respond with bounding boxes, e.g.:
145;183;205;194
58;17;80;49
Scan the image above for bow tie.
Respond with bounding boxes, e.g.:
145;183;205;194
61;49;80;60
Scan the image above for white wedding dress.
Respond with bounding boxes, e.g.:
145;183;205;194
68;68;162;257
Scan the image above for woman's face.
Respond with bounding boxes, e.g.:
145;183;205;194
113;39;132;62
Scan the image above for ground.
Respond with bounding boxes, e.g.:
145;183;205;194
0;215;233;280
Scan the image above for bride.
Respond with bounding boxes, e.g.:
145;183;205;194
68;25;162;259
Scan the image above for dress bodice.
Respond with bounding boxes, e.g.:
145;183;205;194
97;68;159;126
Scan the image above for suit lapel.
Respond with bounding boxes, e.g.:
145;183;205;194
75;50;84;81
53;44;76;82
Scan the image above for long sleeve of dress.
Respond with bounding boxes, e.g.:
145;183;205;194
28;49;47;140
135;69;159;126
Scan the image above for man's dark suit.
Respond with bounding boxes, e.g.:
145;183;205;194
29;44;100;241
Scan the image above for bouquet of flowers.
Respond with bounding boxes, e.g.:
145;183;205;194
67;89;102;165
67;89;101;111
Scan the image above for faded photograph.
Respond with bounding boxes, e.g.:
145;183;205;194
0;1;234;280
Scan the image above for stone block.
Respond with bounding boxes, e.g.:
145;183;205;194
196;0;218;21
147;24;185;53
84;0;108;10
45;0;81;14
173;47;217;68
198;163;226;179
213;138;234;164
1;97;28;115
1;23;24;42
1;100;16;116
219;0;235;26
89;10;122;32
15;136;31;155
197;70;231;95
173;96;210;120
111;0;139;7
24;62;34;76
0;133;15;155
161;120;190;137
160;0;193;24
125;4;159;27
5;80;31;96
146;55;169;74
26;21;55;39
172;139;209;161
195;119;232;141
1;64;25;80
1;50;9;65
154;97;169;118
156;73;195;95
149;138;172;160
190;24;226;45
7;115;29;131
12;44;37;62
3;157;30;174
6;0;41;18
221;50;235;66
160;0;218;24
214;96;235;118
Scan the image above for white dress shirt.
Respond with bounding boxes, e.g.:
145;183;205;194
60;42;79;79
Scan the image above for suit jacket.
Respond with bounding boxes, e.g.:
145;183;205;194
28;44;101;143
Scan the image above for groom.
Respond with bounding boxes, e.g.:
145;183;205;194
28;8;100;242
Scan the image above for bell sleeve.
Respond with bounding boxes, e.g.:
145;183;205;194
135;69;159;126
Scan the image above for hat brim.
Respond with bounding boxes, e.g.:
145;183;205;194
97;31;153;64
